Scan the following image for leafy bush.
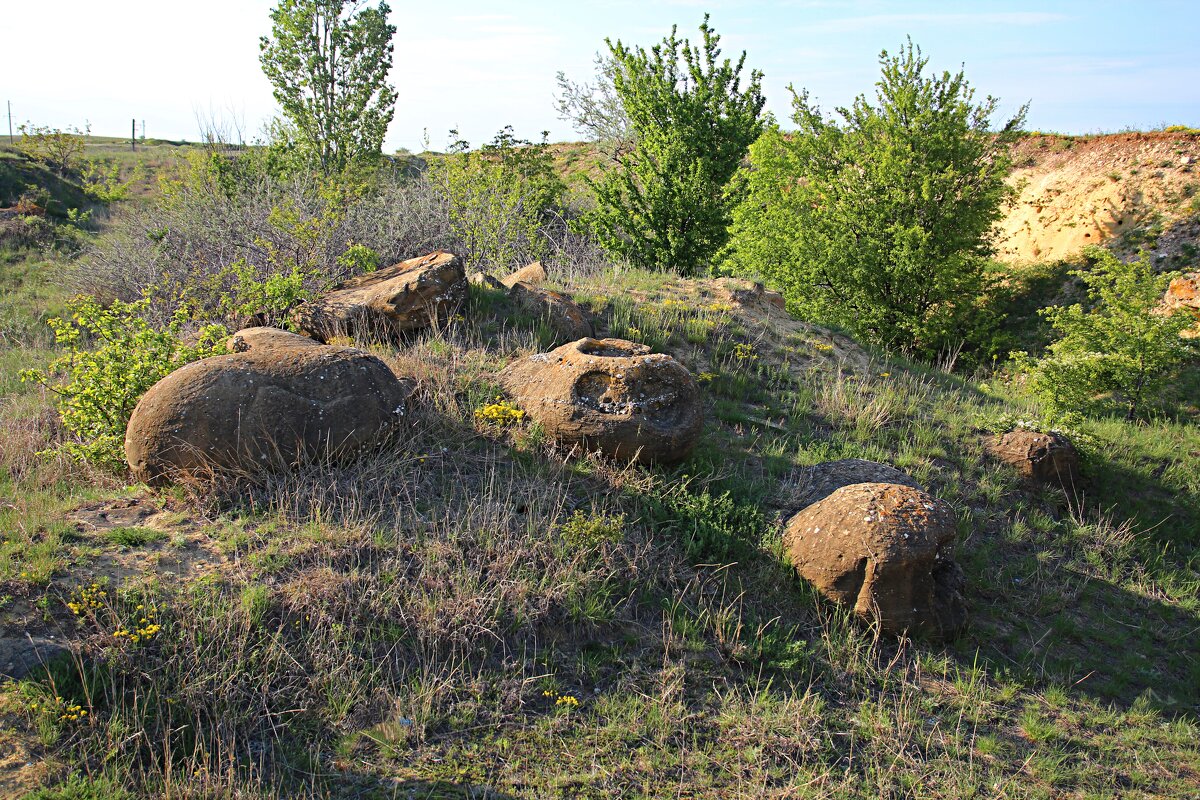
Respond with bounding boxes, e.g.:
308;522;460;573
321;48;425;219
82;150;456;320
724;39;1025;358
1012;247;1197;420
583;16;766;275
643;481;766;562
16;122;89;177
429;127;565;271
558;509;625;549
214;257;318;329
20;296;227;469
80;159;136;202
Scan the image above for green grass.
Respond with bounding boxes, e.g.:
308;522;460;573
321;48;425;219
102;527;166;548
0;182;1197;797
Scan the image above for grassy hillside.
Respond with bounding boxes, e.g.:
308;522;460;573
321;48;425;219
0;138;1197;798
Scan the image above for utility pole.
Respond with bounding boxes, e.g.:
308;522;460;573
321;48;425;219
6;101;12;145
141;120;146;141
131;118;136;151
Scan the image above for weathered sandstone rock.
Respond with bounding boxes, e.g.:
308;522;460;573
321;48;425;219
292;251;465;342
499;338;703;464
500;260;547;288
126;329;407;485
791;459;922;509
986;429;1080;488
783;482;967;640
508;282;594;343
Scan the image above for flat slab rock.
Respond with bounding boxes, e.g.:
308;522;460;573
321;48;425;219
292;250;466;342
125;328;408;485
784;482;967;640
499;337;703;465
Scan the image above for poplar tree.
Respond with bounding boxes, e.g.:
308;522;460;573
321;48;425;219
260;0;397;174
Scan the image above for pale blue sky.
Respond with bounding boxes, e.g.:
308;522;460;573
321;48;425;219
3;1;1197;151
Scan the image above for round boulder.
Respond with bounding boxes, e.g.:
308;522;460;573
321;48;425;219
499;338;703;464
126;329;408;485
783;482;967;640
986;429;1079;488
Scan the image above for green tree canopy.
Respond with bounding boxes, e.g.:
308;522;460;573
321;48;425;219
725;39;1026;357
259;0;397;174
583;15;766;275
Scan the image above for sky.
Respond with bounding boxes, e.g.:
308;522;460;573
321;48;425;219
2;1;1198;152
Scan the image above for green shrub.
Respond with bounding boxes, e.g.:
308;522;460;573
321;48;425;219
724;39;1025;358
337;242;381;274
1012;247;1197;420
558;509;625;549
21;296;227;470
16;122;89;177
216;257;318;329
582;15;766;274
643;482;766;562
80;158;136;203
429;126;565;270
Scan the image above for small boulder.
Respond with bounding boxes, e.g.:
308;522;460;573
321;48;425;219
987;429;1080;488
509;282;594;343
783;483;967;640
292;251;466;342
499;338;703;464
789;459;922;509
126;329;408;485
500;260;547;288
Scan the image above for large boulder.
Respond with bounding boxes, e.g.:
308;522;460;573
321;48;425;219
789;459;922;509
783;483;967;640
126;329;408;485
499;338;703;465
986;429;1080;488
508;282;594;343
292;251;466;342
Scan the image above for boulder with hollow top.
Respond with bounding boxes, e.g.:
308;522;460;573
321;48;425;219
499;338;703;464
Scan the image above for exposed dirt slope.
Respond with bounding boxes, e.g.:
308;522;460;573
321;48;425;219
996;132;1200;264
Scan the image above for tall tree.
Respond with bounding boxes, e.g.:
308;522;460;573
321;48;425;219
583;16;766;275
725;39;1026;357
259;0;397;174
